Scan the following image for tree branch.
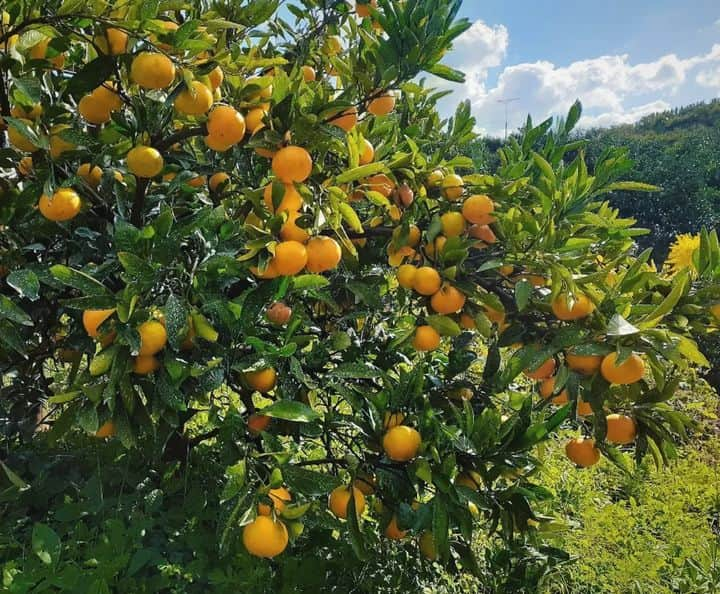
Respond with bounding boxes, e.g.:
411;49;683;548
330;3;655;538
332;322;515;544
130;177;149;226
153;125;206;152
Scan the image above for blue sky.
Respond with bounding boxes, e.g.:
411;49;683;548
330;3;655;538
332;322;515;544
436;0;720;134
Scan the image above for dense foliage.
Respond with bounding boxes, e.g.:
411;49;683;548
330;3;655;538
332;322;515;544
1;1;719;592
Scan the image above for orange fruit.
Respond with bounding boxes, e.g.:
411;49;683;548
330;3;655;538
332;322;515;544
468;224;497;246
524;357;556;380
600;352;645;385
356;0;377;18
539;377;568;405
10;103;42;119
272;146;312;183
423;236;447;260
413;325;440;352
8;119;37;152
209;172;230;192
430;285;466;314
77;163;103;187
460;312;476;329
130;52;176;89
359;138;375;165
396;183;414;207
426;170;444;187
244;107;267;134
577;398;593;416
565;437;600;468
174;81;213;115
133;355;160;375
365;174;395;197
95;420;116;438
440;211;466;237
127;146;164;178
92;83;123;111
78;94;111;124
328;485;365;520
206;65;224;90
551;293;595;321
565;351;603;375
206;105;246;149
392;224;421;248
385;515;407;540
441;173;464;200
462;195;495;224
605;414;637;445
242;516;288;558
397;264;417;289
267;302;293;325
248;413;271;435
353;471;376;496
245;368;277;393
258;486;292;516
382;425;421;461
137;320;167;356
280;210;311;243
105;28;128;55
187;175;206;188
263;183;303;214
272;240;308;275
29;38;65;68
412;267;442;296
368;93;396;116
18;156;33;176
83;309;116;338
331;107;358;132
301;65;316;82
305;236;342;273
39;188;81;222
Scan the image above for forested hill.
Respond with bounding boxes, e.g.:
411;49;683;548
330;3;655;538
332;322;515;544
583;99;720;261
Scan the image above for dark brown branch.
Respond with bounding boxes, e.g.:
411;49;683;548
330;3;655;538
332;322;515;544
292;457;346;467
130;177;149;226
153;125;206;152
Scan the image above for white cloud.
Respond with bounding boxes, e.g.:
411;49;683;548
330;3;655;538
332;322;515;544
435;20;720;136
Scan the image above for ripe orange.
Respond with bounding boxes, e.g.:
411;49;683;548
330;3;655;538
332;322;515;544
105;28;128;54
605;414;637;444
8;119;37;152
368;93;396;116
441;173;464;201
248;413;271;434
331;107;358;132
244;107;267;134
208;66;224;90
392;224;421;247
206;105;246;149
209;172;230;192
78;94;111;124
383;425;421;461
49;124;76;159
305;236;342;273
174;81;213;115
301;65;316;82
263;182;303;213
328;485;365;519
137;320;167;356
130;52;176;89
127;146;164;178
430;285;466;314
280;211;310;243
600;352;645;385
39;189;81;221
10;103;42;119
77;163;103;187
245;368;277;393
551;293;595;321
95;420;116;438
423;236;447;260
419;531;437;560
539;377;569;405
440;211;466;237
83;309;116;338
272;240;308;275
272;146;313;183
365;174;395;197
18;156;33;176
356;0;377;18
133;355;160;375
426;169;444;187
577;398;593;416
412;266;442;296
258;486;292;516
188;175;206;188
565;351;603;375
353;471;376;496
524;357;556;380
92;83;123;111
29;38;65;68
396;183;414;207
267;302;293;325
565;437;600;468
462;194;495;224
460;312;476;329
359;138;375;165
385;515;407;540
397;264;417;289
468;224;496;245
242;516;288;558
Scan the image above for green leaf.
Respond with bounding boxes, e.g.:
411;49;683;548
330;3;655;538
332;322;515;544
428;64;465;83
0;295;33;326
606;314;640;337
514;280;532;312
32;523;61;566
339;203;363;234
291;274;330;290
346;487;368;560
260;401;321;423
335;162;386;184
7;269;40;301
0;460;28;490
426;315;461;337
638;270;689;329
49;265;110;296
283;466;342;497
66;56;117;99
221;460;247;503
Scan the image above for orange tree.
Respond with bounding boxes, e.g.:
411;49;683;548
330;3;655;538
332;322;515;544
1;0;718;591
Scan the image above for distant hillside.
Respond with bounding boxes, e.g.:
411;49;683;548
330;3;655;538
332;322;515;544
583;99;720;261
